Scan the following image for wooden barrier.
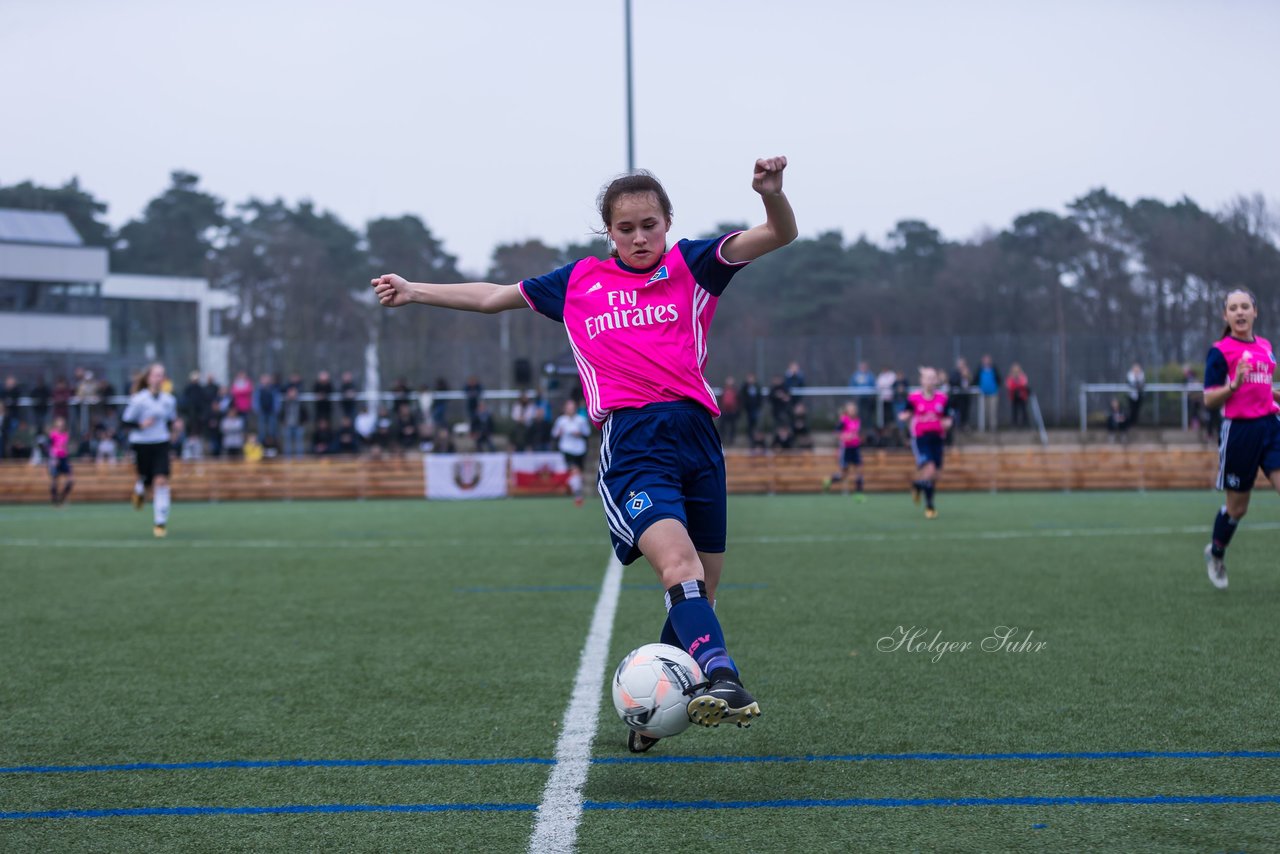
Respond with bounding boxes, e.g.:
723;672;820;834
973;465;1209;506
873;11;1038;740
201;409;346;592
0;456;425;504
724;446;1218;494
0;445;1220;505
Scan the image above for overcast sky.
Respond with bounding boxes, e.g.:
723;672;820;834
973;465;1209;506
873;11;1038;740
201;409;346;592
3;0;1278;275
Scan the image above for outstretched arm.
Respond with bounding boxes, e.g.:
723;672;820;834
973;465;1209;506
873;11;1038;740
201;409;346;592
371;275;528;314
720;156;799;264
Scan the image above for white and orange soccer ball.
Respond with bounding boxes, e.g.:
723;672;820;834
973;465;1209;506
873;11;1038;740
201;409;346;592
611;643;704;739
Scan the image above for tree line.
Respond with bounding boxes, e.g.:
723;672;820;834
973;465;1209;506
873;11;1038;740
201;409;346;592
3;171;1277;406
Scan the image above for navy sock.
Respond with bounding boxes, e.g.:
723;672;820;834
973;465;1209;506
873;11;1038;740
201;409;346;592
924;483;935;509
1211;507;1239;557
659;615;681;648
855;475;864;493
665;580;738;681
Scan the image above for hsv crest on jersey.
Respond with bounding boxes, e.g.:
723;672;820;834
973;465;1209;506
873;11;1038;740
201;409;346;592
646;265;669;284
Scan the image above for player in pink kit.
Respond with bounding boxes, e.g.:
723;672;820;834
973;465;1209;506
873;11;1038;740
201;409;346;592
47;416;74;506
373;157;797;751
1202;288;1280;589
899;367;951;519
823;401;865;500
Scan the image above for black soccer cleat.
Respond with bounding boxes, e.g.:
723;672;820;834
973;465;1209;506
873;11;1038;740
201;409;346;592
627;730;661;753
687;679;761;729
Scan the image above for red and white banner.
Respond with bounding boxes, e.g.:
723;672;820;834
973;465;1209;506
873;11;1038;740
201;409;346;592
424;453;509;500
509;452;570;495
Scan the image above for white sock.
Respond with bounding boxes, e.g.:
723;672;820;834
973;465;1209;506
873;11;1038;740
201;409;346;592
154;485;171;525
134;480;145;496
568;471;582;497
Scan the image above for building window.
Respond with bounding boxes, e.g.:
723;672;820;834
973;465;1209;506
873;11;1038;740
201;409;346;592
208;306;229;337
0;279;102;313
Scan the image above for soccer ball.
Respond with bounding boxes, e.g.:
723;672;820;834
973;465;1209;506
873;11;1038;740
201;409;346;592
611;643;704;739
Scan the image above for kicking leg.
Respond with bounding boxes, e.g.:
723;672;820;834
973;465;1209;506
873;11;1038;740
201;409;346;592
640;519;759;728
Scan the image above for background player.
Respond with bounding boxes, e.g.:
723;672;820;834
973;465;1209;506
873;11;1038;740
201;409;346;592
823;400;865;500
122;363;177;538
372;156;797;751
1202;288;1280;589
551;398;591;506
46;416;74;506
900;366;951;519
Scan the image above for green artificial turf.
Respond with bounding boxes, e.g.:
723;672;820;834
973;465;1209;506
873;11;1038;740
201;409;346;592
1;490;1276;851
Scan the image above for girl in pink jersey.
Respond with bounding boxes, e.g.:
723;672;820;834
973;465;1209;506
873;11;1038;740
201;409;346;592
823;401;865;500
1202;288;1280;589
47;416;74;506
899;367;951;519
373;157;797;751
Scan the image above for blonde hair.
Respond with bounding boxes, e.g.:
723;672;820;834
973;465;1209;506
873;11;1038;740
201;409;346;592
132;362;165;393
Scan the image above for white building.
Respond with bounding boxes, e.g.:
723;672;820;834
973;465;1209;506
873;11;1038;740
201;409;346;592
0;208;233;389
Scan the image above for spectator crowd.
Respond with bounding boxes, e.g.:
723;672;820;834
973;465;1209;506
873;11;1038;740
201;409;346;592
1;354;1223;465
0;367;571;464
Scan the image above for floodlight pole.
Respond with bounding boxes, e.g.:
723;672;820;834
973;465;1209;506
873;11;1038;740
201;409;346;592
625;0;635;172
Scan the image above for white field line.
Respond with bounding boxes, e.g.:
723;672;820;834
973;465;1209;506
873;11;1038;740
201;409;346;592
527;554;623;854
2;523;1278;552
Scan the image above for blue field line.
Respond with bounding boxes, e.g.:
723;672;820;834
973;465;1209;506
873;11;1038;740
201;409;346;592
5;793;1280;821
584;793;1280;811
4;749;1276;777
0;802;537;821
596;749;1280;765
0;757;554;775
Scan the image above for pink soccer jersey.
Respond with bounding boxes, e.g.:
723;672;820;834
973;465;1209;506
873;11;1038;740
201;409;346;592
519;234;747;424
839;414;861;447
50;430;70;459
907;391;949;437
1206;335;1279;421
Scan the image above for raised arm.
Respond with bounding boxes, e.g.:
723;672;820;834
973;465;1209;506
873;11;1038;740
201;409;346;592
1203;350;1249;411
371;274;528;314
720;156;799;264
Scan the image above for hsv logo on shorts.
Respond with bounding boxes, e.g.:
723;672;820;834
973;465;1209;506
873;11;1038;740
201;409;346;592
626;491;653;519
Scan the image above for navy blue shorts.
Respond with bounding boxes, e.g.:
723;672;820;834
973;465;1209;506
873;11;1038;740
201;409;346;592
912;433;945;469
840;446;862;468
1217;415;1280;492
597;401;726;566
48;458;71;477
